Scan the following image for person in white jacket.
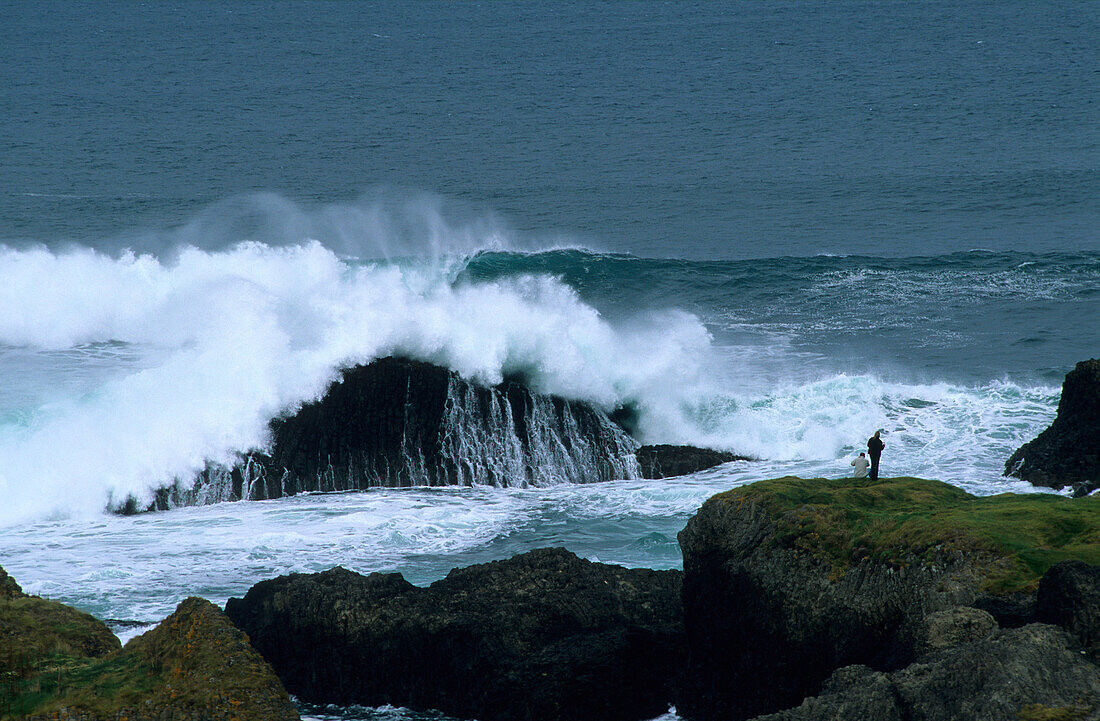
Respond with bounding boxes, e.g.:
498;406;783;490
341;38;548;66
851;452;870;478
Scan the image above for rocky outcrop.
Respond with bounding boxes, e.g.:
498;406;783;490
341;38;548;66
1036;560;1100;658
0;566;121;701
95;597;301;721
1006;358;1100;495
0;568;298;721
749;624;1100;721
674;477;1100;721
636;444;749;479
225;547;683;721
133;357;746;511
148;357;640;508
0;565;23;600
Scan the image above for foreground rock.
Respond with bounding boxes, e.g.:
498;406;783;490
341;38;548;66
1006;358;1100;495
751;623;1100;721
676;477;1100;721
0;566;298;721
129;357;746;512
1036;560;1100;658
225;547;683;721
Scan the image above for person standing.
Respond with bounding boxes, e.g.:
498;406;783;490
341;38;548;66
851;452;869;478
867;430;885;481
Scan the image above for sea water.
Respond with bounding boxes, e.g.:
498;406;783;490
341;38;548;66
2;2;1098;719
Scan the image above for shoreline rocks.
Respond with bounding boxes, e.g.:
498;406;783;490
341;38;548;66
225;547;684;721
636;444;750;479
0;566;298;721
675;476;1100;721
10;474;1100;720
1006;358;1100;495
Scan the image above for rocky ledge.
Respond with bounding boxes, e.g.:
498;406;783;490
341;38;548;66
1006;358;1100;495
0;567;298;721
225;547;683;721
676;476;1100;721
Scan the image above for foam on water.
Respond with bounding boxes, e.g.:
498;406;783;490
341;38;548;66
0;239;713;524
0;235;1067;525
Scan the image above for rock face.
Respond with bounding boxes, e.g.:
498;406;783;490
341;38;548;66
136;357;745;511
750;624;1100;721
636;444;749;479
1036;560;1100;658
105;597;301;721
225;547;683;721
675;486;985;721
674;476;1100;721
1006;358;1100;494
152;357;641;508
0;571;298;721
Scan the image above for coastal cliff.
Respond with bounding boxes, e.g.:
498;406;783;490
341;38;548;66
676;477;1100;721
1006;358;1100;495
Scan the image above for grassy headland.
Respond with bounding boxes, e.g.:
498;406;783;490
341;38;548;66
714;476;1100;594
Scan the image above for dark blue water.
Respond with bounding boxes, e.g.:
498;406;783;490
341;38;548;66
3;1;1098;259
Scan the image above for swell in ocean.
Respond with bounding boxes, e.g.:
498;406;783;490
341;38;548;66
0;197;1095;525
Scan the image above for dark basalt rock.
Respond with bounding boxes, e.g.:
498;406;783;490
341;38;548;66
134;357;748;511
972;590;1037;628
1035;560;1100;658
636;444;750;479
141;357;642;508
749;624;1100;721
675;491;990;721
1006;358;1100;495
225;547;684;721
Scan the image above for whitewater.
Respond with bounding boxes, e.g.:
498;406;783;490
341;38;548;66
2;199;1091;650
4;2;1100;716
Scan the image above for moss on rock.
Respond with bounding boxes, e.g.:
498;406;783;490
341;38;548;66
714;476;1100;593
0;566;298;721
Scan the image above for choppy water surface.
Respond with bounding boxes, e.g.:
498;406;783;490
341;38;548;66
1;2;1097;719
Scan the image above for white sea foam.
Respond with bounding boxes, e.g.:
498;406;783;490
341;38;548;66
0;239;714;525
0;212;1066;526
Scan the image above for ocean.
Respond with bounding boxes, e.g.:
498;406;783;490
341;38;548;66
1;2;1098;719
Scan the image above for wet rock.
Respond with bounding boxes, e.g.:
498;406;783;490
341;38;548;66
750;624;1100;721
1006;358;1100;494
225;547;683;721
134;357;752;511
146;357;643;509
636;444;750;479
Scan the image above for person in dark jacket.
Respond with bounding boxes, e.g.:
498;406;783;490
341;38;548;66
867;430;884;481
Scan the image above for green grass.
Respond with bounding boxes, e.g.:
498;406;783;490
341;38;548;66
1;651;159;718
714;477;1100;594
1;596;295;721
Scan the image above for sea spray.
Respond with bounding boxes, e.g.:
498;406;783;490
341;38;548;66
159;360;643;509
0;242;710;524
